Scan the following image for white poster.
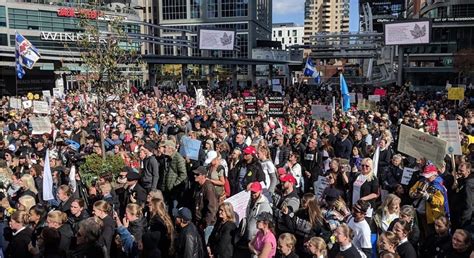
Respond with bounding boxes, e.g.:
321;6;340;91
272;84;282;93
349;93;356;103
30;116;52;135
315;176;329;200
368;95;381;102
9;97;22;109
42;90;51;98
199;29;235;51
52;87;63;98
385;20;431;45
23;100;32;109
225;190;250;222
401;167;418;185
106;95;119;102
311;105;334;121
438;120;462;155
397;124;447;168
33;100;50;114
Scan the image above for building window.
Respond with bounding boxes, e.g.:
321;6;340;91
292;30;297;36
191;0;201;18
0;7;6;27
207;0;218;18
278;30;282;37
163;36;174;55
222;0;248;17
163;0;187;20
237;33;248;58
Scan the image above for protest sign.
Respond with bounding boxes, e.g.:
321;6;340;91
179;136;201;161
315;176;329;200
153;86;161;98
368;95;381;102
33;101;50;114
349;93;356;103
397;124;447;167
438;120;462;155
272;84;282;93
401;167;418;185
244;96;257;116
447;87;465;100
42;90;51;99
311;105;333;121
374;88;387;96
23;100;32;109
106;95;119;102
30;117;52;135
225;190;250;222
357;99;376;111
9;97;22;109
53;88;63;98
178;84;187;93
268;96;284;117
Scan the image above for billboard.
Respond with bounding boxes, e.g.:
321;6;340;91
384;20;431;45
198;29;235;51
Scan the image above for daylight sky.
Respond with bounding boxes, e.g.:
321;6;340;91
272;0;360;32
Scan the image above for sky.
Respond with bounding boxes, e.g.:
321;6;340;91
272;0;360;32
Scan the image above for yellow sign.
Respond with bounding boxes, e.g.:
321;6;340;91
448;87;465;100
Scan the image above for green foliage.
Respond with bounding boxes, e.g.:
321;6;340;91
79;154;125;186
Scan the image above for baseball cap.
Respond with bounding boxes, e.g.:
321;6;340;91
176;207;192;221
127;171;140;181
249;182;262;193
422;164;438;178
325;188;341;202
143;142;156;152
280;174;297;184
193;166;207;176
243;146;256;155
256;212;273;223
204;151;218;165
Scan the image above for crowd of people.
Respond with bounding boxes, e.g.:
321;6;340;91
0;83;473;258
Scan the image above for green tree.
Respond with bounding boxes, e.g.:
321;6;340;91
76;8;143;158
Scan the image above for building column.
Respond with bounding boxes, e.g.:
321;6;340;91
209;64;215;89
268;64;273;84
232;64;238;92
181;64;188;86
248;64;257;86
397;46;404;86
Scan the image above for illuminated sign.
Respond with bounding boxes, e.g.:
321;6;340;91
57;8;102;19
40;31;106;43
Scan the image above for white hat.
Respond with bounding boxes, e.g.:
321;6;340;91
204;151;218;166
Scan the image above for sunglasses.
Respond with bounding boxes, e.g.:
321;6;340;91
361;164;370;168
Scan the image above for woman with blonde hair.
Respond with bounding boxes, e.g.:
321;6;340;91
329;224;363;258
15;174;38;202
148;198;175;258
374;194;401;233
208;202;237;258
305;236;327;258
378;231;400;257
6;210;33;258
124;203;146;242
343;158;379;216
18;195;36;212
93;200;114;255
46;210;73;256
277;233;299;258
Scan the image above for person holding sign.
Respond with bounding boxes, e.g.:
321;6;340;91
409;164;450;238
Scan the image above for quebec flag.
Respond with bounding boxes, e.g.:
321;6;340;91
15;32;41;79
304;57;321;84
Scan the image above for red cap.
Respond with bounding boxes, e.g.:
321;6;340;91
280;174;297;184
422;164;438;178
249;182;262;193
243;146;257;155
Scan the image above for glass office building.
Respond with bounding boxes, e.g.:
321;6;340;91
0;0;142;95
403;0;474;89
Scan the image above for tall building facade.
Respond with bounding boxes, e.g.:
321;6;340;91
272;23;304;50
155;0;272;59
303;0;350;44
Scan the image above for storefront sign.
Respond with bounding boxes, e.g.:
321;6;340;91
57;7;101;19
40;31;106;43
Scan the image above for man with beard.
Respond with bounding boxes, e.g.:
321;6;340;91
228;146;265;195
71;120;88;147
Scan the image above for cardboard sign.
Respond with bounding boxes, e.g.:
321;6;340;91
268;96;284;117
42;90;51;99
33;101;50;114
225;190;250;222
9;97;22;109
244;96;257;116
368;95;381;102
401;167;418;185
311;105;333;121
179;136;201;161
397;124;447;168
447;87;465;100
30;116;52;135
438;120;462;155
357;99;376;111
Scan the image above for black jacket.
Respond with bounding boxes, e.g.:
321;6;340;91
58;223;74;256
208;220;237;258
451;174;474;229
98;215;115;256
125;183;147;207
127;216;147;242
334;137;352;160
328;243;361;258
141;155;160;190
67;243;108;258
59;197;74;217
176;223;204;258
5;226;33;258
397;241;417;258
228;159;265;195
